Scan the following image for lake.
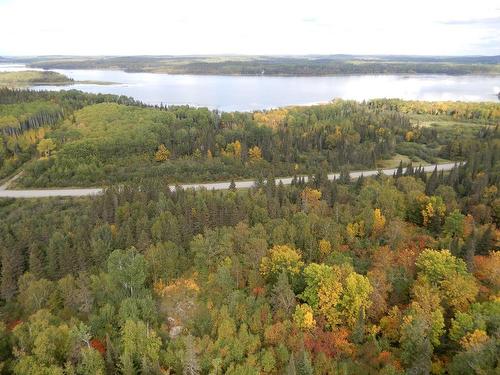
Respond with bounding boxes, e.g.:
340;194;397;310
1;64;499;111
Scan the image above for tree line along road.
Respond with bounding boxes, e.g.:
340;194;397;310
0;162;461;199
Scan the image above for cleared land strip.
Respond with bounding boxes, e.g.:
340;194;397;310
0;162;460;199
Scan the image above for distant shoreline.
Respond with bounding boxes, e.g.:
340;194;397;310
0;80;118;87
27;67;500;78
0;70;117;87
9;54;499;77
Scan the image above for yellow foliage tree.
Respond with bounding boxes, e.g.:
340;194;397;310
340;273;373;328
37;128;46;140
440;274;478;313
224;140;242;159
372;208;386;237
421;196;446;227
347;221;365;239
460;329;489;350
233;140;242;158
260;245;304;281
293;304;316;331
318;239;332;257
37;138;56;158
318;277;343;327
405;131;415;141
253;109;288;129
248;146;262;162
154;144;170;162
154;278;200;298
301;187;322;212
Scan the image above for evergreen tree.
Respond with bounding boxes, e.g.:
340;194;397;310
351;308;366;344
405;161;414;177
400;315;433;375
0;237;24;301
296;349;313;375
105;334;119;375
396;160;404;178
476;225;493;255
339;168;350;184
28;243;44;279
426;166;439;195
463;230;477;272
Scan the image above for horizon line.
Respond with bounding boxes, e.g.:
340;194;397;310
1;53;500;58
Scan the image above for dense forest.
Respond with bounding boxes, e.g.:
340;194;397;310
0;89;138;180
0;90;499;374
16;100;413;186
16;55;500;76
0;142;498;374
1;89;498;188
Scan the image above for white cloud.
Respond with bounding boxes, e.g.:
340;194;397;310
0;0;499;55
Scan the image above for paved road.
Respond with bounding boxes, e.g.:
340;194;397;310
0;162;460;199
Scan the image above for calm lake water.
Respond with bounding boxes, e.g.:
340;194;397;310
1;64;499;111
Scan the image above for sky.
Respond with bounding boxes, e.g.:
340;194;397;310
0;0;499;56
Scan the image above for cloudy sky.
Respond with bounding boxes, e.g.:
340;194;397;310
0;0;499;56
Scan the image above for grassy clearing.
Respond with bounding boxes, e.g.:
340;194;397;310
376;153;432;168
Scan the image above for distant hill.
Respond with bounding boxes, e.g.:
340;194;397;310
371;55;500;64
14;54;500;76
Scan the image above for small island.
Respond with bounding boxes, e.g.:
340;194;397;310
0;70;116;87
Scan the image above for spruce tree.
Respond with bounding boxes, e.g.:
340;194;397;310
396;160;404;178
296;349;313;375
425;166;439;195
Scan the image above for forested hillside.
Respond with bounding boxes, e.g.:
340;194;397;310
18;100;412;186
0;90;499;374
1;89;497;188
0;89;138;180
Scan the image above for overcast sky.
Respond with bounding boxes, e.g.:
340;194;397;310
1;0;499;56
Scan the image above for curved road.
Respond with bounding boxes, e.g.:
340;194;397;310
0;162;460;199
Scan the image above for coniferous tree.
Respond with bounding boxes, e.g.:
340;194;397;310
0;239;24;301
28;243;45;279
476;225;493;255
405;161;414;177
296;349;313;375
426;166;439;195
463;230;477;272
229;179;237;192
396;160;404;178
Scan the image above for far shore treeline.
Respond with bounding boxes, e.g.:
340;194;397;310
9;54;500;75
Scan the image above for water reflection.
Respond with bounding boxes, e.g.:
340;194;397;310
1;64;498;111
